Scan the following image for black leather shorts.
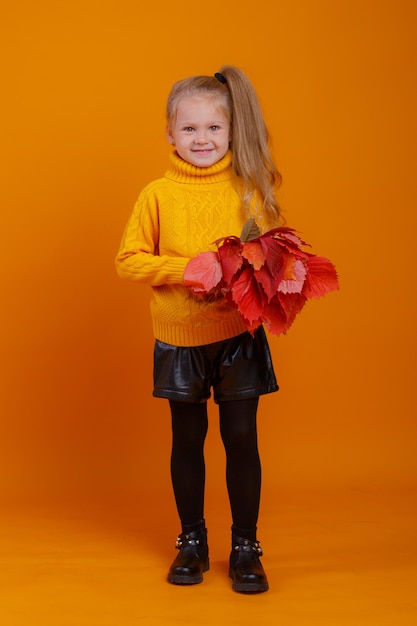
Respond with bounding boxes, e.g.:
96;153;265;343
153;326;278;404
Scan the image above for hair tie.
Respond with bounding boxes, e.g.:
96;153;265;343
214;72;227;84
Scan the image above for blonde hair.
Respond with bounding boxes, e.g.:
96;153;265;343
166;65;282;228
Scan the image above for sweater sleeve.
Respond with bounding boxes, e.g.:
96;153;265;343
115;187;190;286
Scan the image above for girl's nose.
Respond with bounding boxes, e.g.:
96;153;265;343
194;131;208;144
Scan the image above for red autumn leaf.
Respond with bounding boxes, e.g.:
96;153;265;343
217;237;243;283
230;267;266;324
261;299;290;336
277;292;307;330
244;318;263;335
253;264;279;302
280;252;297;281
279;231;304;246
278;258;307;294
262;292;307;335
260;236;286;276
274;228;306;247
241;240;266;270
184;251;223;293
271;229;311;259
302;256;339;299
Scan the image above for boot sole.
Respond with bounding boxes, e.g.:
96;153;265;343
167;574;203;585
229;570;269;593
167;561;209;585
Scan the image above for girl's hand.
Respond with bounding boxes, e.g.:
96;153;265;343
183;251;223;294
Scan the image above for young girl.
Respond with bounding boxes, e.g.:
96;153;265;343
115;65;282;593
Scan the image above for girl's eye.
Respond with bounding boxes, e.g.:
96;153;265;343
210;125;219;131
184;127;194;132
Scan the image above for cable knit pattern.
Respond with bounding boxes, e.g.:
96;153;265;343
115;150;248;346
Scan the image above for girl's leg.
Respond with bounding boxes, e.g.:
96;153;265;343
219;396;261;532
169;399;208;526
219;396;269;593
167;399;209;585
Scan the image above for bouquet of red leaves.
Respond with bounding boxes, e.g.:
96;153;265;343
184;219;339;337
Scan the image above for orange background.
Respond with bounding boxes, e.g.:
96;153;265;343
1;0;416;510
2;3;417;624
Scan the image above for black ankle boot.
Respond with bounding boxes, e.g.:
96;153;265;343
229;530;269;593
167;521;209;585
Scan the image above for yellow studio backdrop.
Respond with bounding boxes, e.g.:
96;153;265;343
1;0;416;505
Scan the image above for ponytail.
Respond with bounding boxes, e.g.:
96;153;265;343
218;65;282;229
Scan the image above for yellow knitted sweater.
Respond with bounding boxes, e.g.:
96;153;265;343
115;150;248;347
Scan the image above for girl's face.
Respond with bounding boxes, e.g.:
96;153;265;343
167;95;231;168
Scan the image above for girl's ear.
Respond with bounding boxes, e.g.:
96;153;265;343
166;125;175;145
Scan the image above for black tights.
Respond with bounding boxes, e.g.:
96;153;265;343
169;397;261;531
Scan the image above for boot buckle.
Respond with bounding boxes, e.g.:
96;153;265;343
175;534;201;549
233;539;263;556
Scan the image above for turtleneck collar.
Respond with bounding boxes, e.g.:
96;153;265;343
164;150;234;184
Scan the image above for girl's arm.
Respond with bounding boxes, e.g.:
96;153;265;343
115;191;190;286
